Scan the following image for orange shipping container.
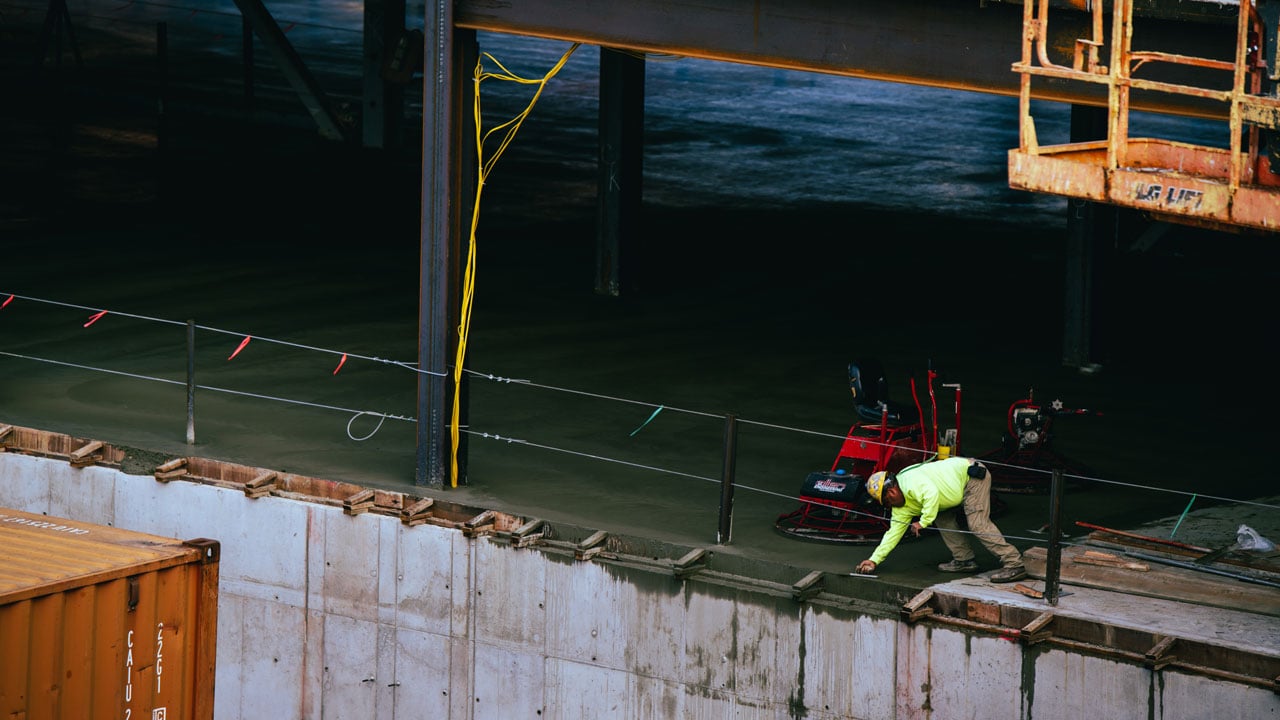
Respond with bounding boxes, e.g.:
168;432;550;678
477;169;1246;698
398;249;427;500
0;507;219;719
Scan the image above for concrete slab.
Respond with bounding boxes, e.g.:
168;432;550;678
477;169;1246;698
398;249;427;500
2;6;1278;704
930;575;1280;658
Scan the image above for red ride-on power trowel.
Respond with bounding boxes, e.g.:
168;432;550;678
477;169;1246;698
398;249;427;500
774;359;964;544
976;389;1101;494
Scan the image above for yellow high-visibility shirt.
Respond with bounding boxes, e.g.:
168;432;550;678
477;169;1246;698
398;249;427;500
867;457;971;565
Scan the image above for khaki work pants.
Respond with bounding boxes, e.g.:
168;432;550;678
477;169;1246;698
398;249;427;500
933;466;1023;568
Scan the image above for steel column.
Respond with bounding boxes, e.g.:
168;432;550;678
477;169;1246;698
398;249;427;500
1062;103;1115;370
596;48;645;297
362;0;407;150
417;2;476;486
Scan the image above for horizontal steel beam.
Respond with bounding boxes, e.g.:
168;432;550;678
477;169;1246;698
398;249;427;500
456;0;1240;118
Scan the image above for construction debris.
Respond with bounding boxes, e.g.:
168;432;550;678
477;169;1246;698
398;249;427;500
401;498;435;526
154;457;189;481
791;570;825;602
342;489;375;515
672;547;708;580
575;530;609;561
462;509;496;537
69;440;104;468
1073;550;1150;572
1011;583;1044;599
243;471;278;498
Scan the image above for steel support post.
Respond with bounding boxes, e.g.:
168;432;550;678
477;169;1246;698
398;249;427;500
596;47;645;297
417;2;477;486
717;413;739;544
1044;468;1065;604
363;0;407;149
1062;103;1114;371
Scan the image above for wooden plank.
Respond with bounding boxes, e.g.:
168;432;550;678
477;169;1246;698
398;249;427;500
791;570;825;602
69;440;104;467
1012;583;1045;599
1025;546;1280;617
902;589;935;622
244;471;278;498
343;489;375;515
462;509;496;537
967;599;1002;625
1074;553;1150;571
401;498;435;526
155;457;187;473
672;547;708;579
575;530;609;561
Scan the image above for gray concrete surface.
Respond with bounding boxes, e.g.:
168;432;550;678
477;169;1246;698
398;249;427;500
2;4;1277;594
4;451;1277;720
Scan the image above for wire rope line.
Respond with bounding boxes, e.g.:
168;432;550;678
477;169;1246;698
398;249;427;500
463;369;724;420
449;42;580;488
0;350;414;440
972;455;1279;510
346;411;388;441
458;430;1196;550
739;417;852;437
0;292;186;327
12;324;1253;556
463;427;718;484
0;292;980;449
0;291;447;377
3;290;817;428
4;293;1279;512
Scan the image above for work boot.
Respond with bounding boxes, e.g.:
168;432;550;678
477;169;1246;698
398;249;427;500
989;565;1027;583
937;559;979;573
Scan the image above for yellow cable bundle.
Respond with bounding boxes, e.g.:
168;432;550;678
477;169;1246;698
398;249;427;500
451;43;580;487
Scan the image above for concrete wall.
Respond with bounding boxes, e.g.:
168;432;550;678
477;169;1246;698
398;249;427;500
2;452;1276;719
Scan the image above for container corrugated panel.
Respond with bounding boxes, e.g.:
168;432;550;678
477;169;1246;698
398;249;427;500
0;507;219;720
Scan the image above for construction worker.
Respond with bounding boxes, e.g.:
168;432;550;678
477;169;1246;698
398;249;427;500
854;456;1026;583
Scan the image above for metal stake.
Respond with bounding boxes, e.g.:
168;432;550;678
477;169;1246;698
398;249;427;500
186;319;195;445
1044;468;1064;604
717;413;738;544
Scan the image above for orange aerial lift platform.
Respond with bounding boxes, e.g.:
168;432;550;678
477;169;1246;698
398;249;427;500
1010;0;1280;233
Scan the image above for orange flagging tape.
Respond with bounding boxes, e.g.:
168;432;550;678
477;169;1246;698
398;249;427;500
83;310;108;327
228;335;252;360
1;295;13;309
333;353;348;375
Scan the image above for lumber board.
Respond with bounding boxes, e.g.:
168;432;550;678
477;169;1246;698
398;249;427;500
1026;546;1280;617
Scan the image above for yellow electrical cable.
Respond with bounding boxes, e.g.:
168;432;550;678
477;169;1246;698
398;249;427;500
450;43;581;487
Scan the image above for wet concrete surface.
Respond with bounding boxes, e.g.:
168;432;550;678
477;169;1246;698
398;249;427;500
2;11;1279;600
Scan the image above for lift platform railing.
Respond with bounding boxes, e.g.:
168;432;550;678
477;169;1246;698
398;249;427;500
1009;0;1280;232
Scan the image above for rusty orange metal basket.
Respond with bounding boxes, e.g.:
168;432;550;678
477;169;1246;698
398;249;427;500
1009;0;1280;233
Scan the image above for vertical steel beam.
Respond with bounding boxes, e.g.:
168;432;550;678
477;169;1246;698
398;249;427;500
417;2;476;486
1062;104;1113;370
37;0;82;68
363;0;407;149
157;22;168;156
717;413;739;545
186;319;195;445
596;48;645;297
241;15;254;109
1044;468;1065;605
417;0;453;486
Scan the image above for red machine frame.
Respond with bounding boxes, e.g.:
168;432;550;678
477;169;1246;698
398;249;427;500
976;390;1101;494
774;361;961;544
